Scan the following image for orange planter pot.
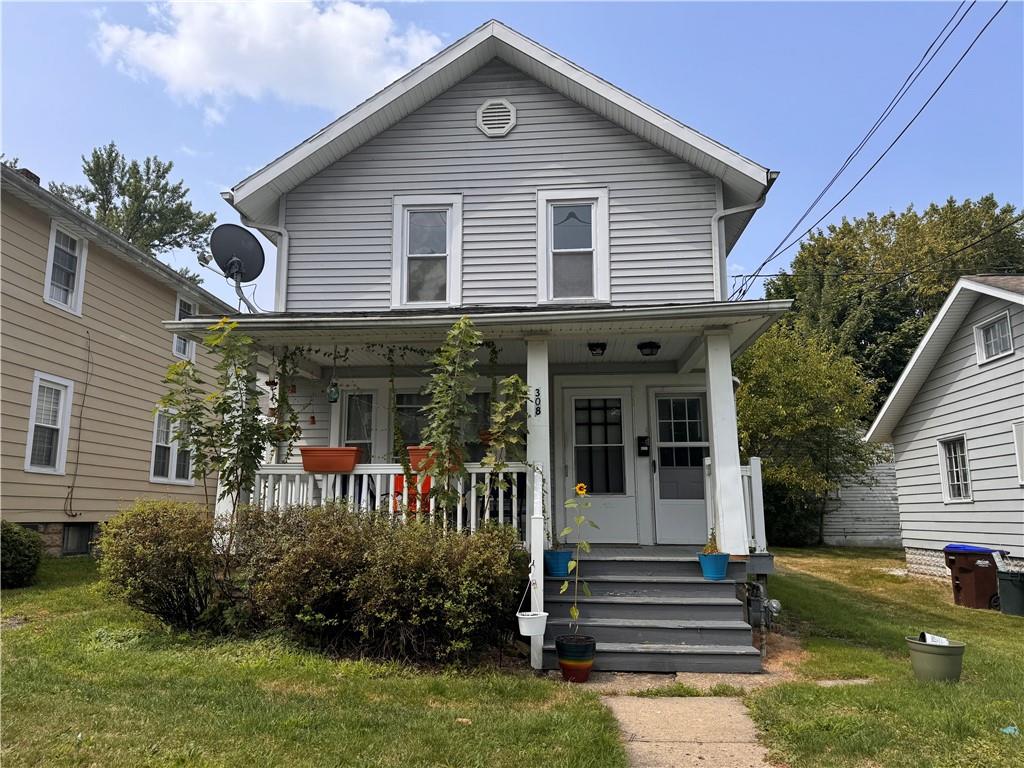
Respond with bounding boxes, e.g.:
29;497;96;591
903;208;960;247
406;445;434;472
299;446;362;473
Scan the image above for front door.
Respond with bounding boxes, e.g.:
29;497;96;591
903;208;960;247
562;388;638;543
651;392;709;544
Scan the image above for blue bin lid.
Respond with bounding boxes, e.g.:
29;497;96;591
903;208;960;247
943;543;1008;555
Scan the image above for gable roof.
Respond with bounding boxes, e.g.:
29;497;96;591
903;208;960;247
865;275;1024;443
226;19;775;246
2;165;234;314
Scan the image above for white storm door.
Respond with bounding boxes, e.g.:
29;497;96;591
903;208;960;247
651;393;709;545
563;389;638;544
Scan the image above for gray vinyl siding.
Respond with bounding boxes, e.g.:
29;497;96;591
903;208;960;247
823;460;901;547
281;377;332;464
285;59;718;311
891;294;1024;557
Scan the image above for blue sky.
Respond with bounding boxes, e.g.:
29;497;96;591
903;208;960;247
4;1;1022;310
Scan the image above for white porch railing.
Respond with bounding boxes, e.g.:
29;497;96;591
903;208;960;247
250;461;531;537
704;456;767;554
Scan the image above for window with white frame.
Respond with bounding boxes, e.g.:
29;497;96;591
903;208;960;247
537;188;609;302
151;411;192;484
938;435;972;502
974;311;1014;364
1013;421;1024;485
391;195;462;307
173;295;196;360
25;372;74;474
43;222;88;314
342;393;374;462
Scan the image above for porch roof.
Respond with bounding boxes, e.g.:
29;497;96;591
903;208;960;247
166;299;790;369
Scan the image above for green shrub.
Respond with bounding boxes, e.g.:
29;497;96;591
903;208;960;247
240;504;527;662
1;520;43;588
98;500;216;629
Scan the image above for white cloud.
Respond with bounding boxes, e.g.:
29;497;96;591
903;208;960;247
96;1;443;121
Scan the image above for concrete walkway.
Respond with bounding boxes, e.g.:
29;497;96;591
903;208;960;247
602;696;770;768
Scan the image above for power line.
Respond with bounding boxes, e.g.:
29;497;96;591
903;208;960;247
734;0;1009;299
748;1;973;287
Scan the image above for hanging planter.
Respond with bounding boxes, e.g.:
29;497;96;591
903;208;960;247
516;611;548;637
299;446;362;473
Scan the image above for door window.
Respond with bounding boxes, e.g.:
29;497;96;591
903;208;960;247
655;396;708;500
573;397;625;494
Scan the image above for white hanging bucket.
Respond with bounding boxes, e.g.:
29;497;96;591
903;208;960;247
516;611;548;636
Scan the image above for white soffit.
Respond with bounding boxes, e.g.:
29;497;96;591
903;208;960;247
228;20;772;225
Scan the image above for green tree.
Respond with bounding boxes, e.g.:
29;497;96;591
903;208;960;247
735;321;887;545
49;142;216;260
766;195;1024;403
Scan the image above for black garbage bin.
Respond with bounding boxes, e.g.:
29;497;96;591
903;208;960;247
998;571;1024;617
943;544;1007;610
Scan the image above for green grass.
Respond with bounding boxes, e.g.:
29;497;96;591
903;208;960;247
634;683;747;698
749;547;1024;768
1;558;626;768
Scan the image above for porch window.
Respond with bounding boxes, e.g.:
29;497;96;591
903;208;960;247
537;188;609;302
25;371;74;474
938;435;971;502
393;392;490;461
573;398;625;494
655;396;709;501
173;295;196;360
151;411;193;484
343;393;374;462
974;311;1014;364
391;195;462;308
43;222;88;315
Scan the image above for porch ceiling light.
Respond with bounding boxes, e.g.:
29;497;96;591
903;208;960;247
587;341;607;357
637;341;661;357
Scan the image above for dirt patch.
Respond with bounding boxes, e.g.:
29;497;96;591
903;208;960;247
257;679;330;698
1;615;28;630
547;670;677;695
815;677;873;687
666;633;807;694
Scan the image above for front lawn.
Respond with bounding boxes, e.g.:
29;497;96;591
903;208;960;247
1;558;626;768
749;548;1024;768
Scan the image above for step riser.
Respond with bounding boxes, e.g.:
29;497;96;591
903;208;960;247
544;625;752;646
542;651;762;674
545;602;740;621
544;581;737;598
575;561;747;578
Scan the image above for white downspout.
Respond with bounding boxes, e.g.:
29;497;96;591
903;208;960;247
711;171;779;301
221;191;290;313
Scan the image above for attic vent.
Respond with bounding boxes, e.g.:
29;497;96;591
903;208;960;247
476;98;517;137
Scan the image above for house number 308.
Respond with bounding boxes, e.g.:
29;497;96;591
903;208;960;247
533;388;542;416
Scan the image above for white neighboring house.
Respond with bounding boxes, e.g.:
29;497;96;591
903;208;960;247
822;456;901;548
866;275;1024;576
170;20;787;672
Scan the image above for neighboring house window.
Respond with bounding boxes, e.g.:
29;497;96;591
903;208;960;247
173;295;196;360
1013;421;1024;485
537;188;609;302
391;195;462;308
43;222;88;314
24;372;74;474
938;435;972;502
973;311;1014;364
150;411;193;484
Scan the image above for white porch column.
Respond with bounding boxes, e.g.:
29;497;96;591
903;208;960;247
525;338;552;546
704;330;749;555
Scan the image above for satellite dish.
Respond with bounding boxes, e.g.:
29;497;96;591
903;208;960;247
210;224;265;312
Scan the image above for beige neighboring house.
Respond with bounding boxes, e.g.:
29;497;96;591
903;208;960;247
1;165;234;555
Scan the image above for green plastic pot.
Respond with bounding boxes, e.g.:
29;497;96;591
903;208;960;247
905;636;965;682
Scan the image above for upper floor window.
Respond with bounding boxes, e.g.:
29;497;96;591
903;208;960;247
974;311;1014;364
537;188;609;303
938;434;971;502
44;222;88;315
25;371;74;474
151;411;193;485
391;195;462;308
173;295;196;360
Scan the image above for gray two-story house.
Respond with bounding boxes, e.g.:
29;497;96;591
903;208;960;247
171;20;788;672
867;275;1024;577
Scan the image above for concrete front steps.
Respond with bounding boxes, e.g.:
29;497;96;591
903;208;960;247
542;552;760;673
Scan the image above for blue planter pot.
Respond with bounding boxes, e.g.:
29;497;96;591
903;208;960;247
698;552;730;581
544;549;573;577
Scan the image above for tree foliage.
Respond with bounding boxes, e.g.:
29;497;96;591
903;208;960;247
49;142;216;260
766;195;1024;403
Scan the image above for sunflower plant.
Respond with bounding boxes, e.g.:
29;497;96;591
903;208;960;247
559;483;599;631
